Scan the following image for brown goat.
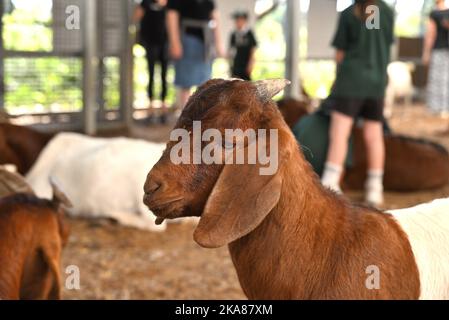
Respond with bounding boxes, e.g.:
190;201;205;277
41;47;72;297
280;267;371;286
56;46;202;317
0;179;71;300
276;98;449;191
0;110;10;123
345;130;449;191
144;79;421;299
276;98;310;128
0;123;53;175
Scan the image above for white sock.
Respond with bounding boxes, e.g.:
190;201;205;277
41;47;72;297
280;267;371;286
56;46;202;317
365;169;384;206
321;162;343;193
365;169;384;191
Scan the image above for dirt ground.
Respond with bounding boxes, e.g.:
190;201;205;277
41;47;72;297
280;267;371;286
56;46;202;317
62;103;449;300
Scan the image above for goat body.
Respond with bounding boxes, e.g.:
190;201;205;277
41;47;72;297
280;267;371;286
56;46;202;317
27;133;166;231
144;79;449;299
0;191;69;300
344;130;449;191
0;110;10;123
227;144;423;299
385;61;414;117
390;199;449;299
0;123;53;175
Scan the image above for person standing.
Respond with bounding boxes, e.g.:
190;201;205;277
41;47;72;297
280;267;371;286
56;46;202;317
229;11;258;80
166;0;224;109
321;0;394;206
134;0;169;114
423;0;449;119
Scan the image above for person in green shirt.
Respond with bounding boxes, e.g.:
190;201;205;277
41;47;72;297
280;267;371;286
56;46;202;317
321;0;394;206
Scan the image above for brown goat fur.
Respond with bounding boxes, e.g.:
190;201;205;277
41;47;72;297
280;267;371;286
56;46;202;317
144;79;421;299
276;98;449;191
0;184;71;300
0;123;53;175
344;129;449;191
276;98;310;128
0;110;10;124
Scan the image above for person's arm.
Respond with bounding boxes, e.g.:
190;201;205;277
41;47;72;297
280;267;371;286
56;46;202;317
246;32;258;76
423;18;437;65
228;33;235;61
166;9;183;59
335;50;345;64
246;47;257;76
133;5;145;24
211;9;225;58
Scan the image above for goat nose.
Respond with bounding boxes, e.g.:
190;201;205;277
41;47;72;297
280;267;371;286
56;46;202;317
144;179;161;195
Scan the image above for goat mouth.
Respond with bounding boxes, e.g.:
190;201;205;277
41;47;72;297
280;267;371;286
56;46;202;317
144;196;184;221
143;194;182;208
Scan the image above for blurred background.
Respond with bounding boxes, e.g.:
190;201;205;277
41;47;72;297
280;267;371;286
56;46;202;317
0;0;440;129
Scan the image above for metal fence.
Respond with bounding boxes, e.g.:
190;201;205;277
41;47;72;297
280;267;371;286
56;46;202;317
0;0;134;133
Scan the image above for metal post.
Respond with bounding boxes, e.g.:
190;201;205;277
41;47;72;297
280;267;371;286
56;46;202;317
0;1;5;110
284;0;301;99
120;0;135;129
83;0;99;135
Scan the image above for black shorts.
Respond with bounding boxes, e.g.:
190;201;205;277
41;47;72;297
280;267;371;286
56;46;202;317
332;97;384;122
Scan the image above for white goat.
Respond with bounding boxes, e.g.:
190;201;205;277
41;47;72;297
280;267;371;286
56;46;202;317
26;133;166;231
389;199;449;299
385;61;414;117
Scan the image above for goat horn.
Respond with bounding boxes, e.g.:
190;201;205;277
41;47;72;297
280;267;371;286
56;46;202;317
254;79;291;102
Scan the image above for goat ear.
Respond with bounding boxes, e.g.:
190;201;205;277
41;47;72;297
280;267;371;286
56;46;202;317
194;139;282;248
50;178;73;208
0;167;35;196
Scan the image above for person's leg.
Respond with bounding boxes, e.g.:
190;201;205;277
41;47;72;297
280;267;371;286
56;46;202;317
363;120;385;206
361;98;386;206
364;121;384;171
159;50;169;123
321;111;354;193
176;87;191;110
160;56;168;103
146;47;156;105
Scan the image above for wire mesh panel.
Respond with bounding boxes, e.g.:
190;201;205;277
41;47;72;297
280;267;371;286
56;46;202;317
96;0;128;117
53;0;84;54
99;0;124;56
102;57;120;111
1;0;134;129
4;57;82;114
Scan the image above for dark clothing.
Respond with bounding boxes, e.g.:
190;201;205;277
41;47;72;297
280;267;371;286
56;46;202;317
230;29;257;80
139;0;167;46
167;0;215;41
139;0;169;101
331;0;394;99
144;44;168;100
332;97;385;121
430;9;449;49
